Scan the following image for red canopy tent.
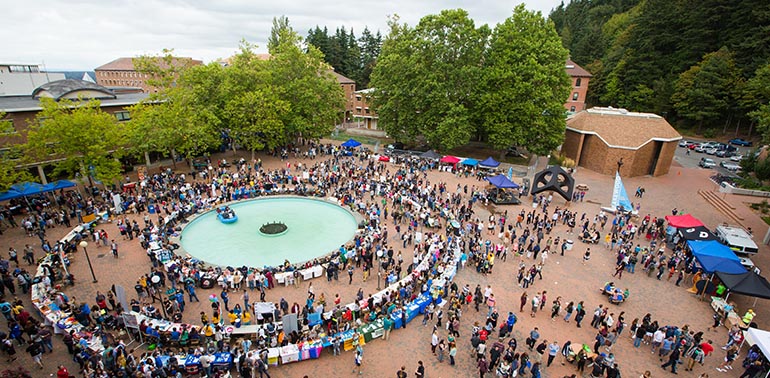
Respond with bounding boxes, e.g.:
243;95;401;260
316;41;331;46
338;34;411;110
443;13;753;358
664;214;704;228
440;155;461;164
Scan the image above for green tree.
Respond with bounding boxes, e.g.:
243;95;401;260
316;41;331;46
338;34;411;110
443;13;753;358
133;48;200;90
372;10;490;150
671;47;742;131
25;98;126;185
268;16;300;54
482;5;571;155
222;42;290;158
0;113;34;191
267;40;345;141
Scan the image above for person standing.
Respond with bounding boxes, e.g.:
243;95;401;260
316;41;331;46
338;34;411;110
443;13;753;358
661;346;682;373
415;360;425;378
110;240;118;258
547;340;560;367
353;349;363;375
396;366;408;378
431;329;439;354
25;341;43;369
478;355;489;378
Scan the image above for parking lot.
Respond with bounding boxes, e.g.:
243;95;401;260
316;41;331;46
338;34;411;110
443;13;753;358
673;139;750;176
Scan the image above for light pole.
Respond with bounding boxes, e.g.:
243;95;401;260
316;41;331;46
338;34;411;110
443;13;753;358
376;250;383;290
79;240;98;283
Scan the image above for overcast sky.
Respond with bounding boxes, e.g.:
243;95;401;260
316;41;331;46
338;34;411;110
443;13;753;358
3;0;564;71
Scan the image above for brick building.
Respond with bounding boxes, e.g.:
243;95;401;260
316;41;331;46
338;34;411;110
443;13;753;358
332;72;356;122
352;88;377;129
561;107;681;177
94;57;202;93
0;79;148;182
564;59;592;114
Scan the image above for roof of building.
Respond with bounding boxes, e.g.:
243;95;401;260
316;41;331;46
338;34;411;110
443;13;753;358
566;107;681;150
566;59;592;78
0;92;149;113
332;71;355;84
355;88;375;94
95;57;203;71
32;79;116;101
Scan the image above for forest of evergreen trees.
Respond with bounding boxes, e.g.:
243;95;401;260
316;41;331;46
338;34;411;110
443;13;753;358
549;0;770;138
305;26;382;89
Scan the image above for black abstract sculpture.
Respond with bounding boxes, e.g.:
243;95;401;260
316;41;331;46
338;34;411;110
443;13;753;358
530;165;575;201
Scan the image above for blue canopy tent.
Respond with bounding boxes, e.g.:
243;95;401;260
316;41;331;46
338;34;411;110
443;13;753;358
687;240;747;274
479;157;500;168
0;189;23;201
461;158;479;167
486;175;520;189
43;180;76;191
341;138;362;148
11;182;46;196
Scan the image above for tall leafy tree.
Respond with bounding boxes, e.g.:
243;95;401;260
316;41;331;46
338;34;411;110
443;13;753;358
671;47;742;131
482;5;571;155
372;10;490;150
25;99;126;185
268;16;300;54
268;39;345;141
223;42;290;158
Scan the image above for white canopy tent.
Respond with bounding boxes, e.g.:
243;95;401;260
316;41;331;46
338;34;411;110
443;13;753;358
743;328;770;378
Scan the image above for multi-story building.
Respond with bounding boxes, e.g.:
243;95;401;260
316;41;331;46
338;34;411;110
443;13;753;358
564;59;592;113
333;72;356;122
0;79;148;183
0;63;66;97
94;57;202;93
352;88;377;129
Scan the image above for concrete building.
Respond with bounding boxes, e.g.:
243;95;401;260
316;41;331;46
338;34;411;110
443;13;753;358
561;107;682;177
0;63;66;97
565;59;592;114
94;57;202;93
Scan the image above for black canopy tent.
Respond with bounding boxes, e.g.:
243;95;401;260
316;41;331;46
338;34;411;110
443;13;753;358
715;271;770;302
678;226;718;241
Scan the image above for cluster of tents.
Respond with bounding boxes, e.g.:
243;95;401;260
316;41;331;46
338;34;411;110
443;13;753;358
665;214;770;300
0;180;76;201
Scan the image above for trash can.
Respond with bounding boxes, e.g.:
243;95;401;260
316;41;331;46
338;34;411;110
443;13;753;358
565;240;574;251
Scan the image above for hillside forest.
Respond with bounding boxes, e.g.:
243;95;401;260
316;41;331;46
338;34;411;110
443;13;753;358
549;0;770;139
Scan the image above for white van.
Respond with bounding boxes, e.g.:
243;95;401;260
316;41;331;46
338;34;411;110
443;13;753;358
715;225;759;254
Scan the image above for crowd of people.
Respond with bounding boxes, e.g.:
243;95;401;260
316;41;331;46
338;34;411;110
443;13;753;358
0;140;768;378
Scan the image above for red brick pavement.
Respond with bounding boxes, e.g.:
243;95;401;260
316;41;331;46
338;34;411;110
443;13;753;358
2;145;765;378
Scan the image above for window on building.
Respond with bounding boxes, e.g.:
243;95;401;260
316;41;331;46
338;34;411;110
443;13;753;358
575;78;582;87
115;111;131;121
570;106;576;112
572;92;579;101
365;108;370;114
356;95;362;101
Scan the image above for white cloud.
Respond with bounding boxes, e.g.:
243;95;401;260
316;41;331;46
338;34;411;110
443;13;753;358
2;0;563;70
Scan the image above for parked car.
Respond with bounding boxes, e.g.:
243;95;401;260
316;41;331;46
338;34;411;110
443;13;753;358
715;150;736;158
679;140;691;147
720;161;742;172
694;144;709;153
730;154;744;162
705;147;719;155
729;138;753;146
699;157;716;168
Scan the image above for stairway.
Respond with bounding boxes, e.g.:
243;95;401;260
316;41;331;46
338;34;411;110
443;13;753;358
698;190;744;226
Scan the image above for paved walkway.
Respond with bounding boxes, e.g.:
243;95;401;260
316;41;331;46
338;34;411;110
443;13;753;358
2;144;767;378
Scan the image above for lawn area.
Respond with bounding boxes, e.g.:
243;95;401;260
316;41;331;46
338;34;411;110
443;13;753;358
327;130;393;148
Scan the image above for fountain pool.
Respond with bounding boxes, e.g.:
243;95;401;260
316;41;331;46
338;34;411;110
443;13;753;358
180;197;358;267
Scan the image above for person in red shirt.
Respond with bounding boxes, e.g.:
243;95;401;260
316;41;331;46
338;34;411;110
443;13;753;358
56;365;70;378
700;340;714;356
